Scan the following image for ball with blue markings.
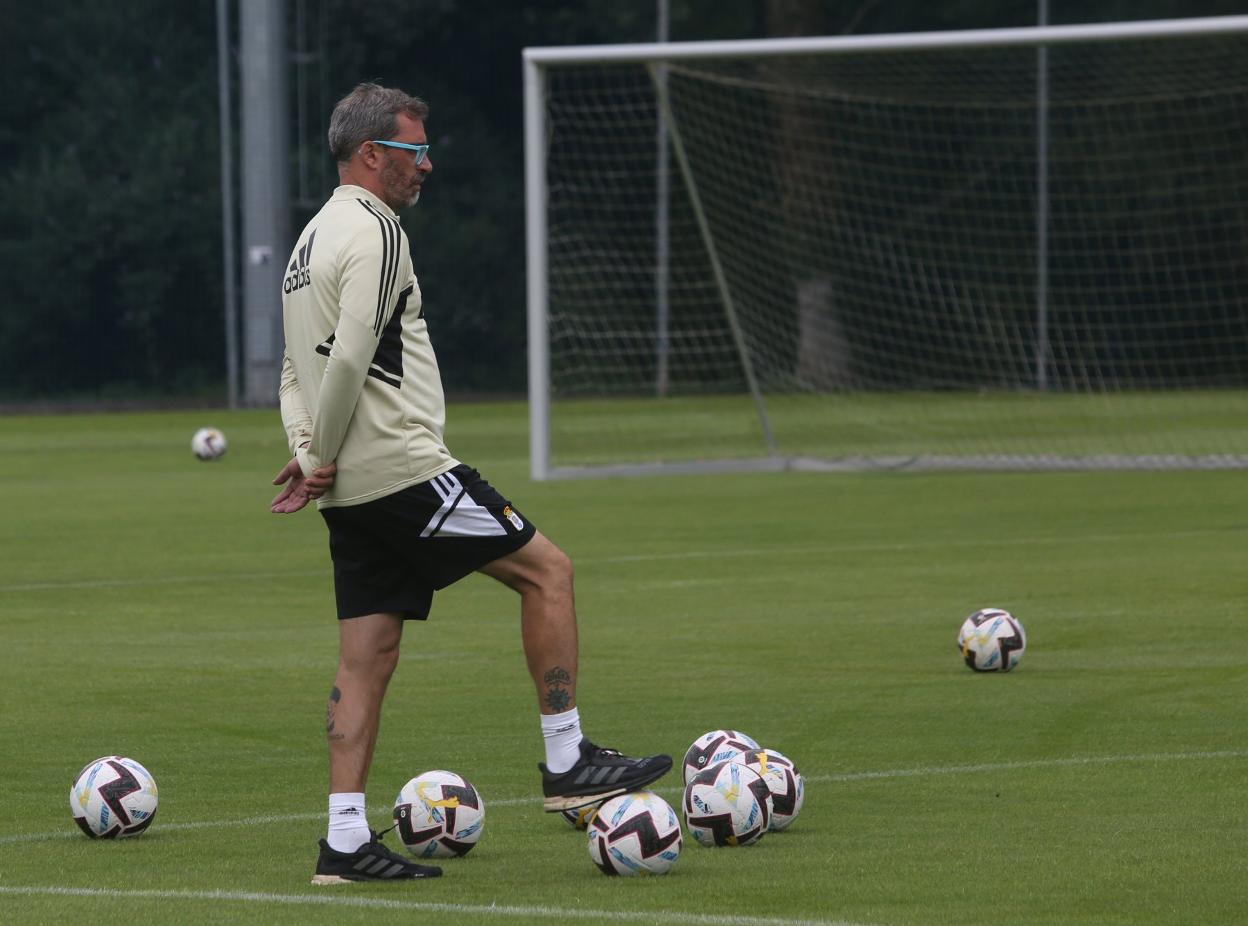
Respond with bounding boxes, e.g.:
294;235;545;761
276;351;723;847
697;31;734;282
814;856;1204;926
560;800;601;830
681;728;760;784
683;760;772;847
958;607;1027;672
738;748;805;831
587;791;682;876
70;755;159;838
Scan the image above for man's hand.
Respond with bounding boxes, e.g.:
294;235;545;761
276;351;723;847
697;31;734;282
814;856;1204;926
270;458;337;514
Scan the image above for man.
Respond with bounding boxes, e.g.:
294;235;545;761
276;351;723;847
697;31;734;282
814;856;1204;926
271;82;671;885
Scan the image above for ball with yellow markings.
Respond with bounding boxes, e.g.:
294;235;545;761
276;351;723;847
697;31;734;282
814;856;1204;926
958;608;1027;672
393;770;485;858
735;748;805;831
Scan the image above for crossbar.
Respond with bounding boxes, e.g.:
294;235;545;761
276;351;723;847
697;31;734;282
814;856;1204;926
524;15;1248;66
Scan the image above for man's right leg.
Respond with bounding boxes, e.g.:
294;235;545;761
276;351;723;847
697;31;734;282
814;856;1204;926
328;612;404;797
325;611;403;853
313;612;441;883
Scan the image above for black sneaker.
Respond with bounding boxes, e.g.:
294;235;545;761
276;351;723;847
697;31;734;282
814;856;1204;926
540;739;673;812
311;830;443;884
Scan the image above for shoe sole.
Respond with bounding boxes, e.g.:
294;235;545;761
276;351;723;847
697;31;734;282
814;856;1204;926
544;787;627;812
542;763;672;812
312;874;354;885
311;871;440;884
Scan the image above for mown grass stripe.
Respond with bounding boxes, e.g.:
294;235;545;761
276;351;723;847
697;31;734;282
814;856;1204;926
2;525;1238;593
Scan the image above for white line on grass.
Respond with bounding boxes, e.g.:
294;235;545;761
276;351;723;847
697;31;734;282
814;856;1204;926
807;748;1248;783
0;886;866;926
0;798;539;847
0;811;324;846
2;526;1239;593
4;749;1241;847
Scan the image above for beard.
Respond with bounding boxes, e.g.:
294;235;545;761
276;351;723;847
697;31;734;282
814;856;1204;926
380;160;421;210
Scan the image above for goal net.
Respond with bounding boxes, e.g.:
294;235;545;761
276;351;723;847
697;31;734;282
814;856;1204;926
524;17;1248;479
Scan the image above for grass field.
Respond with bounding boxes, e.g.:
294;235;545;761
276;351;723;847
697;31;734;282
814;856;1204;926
549;391;1248;467
1;402;1245;926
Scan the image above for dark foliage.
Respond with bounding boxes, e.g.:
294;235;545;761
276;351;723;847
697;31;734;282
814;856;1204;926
0;0;1242;398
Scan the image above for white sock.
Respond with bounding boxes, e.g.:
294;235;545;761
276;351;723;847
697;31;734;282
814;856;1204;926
326;792;370;853
541;707;583;774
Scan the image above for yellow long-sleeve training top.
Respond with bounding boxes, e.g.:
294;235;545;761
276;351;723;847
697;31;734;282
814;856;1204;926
279;184;458;508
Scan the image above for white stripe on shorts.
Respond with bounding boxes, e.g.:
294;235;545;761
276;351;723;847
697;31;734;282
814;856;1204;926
419;472;464;538
419;471;507;539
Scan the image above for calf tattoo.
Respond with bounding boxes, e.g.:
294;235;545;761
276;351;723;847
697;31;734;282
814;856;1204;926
326;686;345;741
543;666;573;712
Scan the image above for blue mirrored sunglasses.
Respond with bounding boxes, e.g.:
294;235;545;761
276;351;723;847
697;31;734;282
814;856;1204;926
370;139;429;165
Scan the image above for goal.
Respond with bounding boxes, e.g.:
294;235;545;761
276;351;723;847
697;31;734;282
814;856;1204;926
524;16;1248;480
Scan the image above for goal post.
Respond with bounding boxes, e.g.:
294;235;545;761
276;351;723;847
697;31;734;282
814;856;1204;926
524;16;1248;480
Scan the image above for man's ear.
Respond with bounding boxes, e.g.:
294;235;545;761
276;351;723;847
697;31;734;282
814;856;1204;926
355;141;378;170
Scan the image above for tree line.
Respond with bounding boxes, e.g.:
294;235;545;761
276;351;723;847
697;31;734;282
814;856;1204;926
0;0;1239;401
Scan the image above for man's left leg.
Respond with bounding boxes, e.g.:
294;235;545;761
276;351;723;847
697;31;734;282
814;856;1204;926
478;531;672;811
478;531;579;714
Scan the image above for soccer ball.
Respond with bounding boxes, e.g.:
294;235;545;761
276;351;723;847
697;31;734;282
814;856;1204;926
682;729;760;784
738;749;805;831
560;801;601;830
393;770;485;858
587;791;682;876
683;761;772;847
191;427;227;461
958;608;1027;672
69;756;158;839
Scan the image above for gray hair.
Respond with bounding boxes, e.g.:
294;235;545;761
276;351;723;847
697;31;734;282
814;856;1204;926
328;82;429;164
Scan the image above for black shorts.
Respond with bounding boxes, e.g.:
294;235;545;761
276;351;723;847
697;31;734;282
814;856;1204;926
320;464;537;621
